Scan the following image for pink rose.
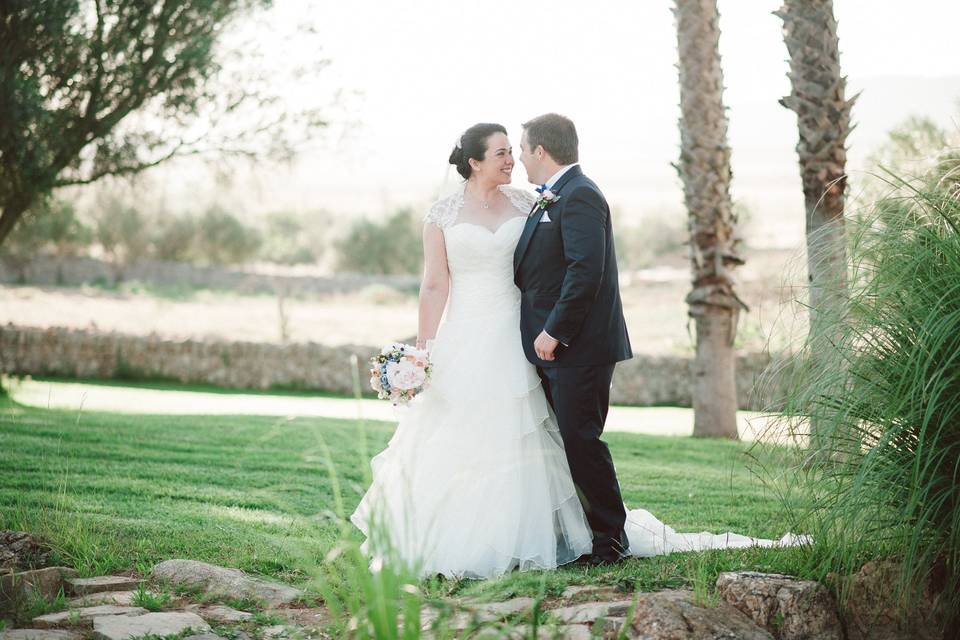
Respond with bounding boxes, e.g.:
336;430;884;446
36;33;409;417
386;360;427;391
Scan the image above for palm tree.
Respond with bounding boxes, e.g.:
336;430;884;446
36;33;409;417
775;0;857;454
775;0;856;337
674;0;746;438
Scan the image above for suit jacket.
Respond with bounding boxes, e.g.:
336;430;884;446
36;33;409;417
513;165;633;368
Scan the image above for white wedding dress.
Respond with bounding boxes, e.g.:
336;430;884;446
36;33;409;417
350;183;806;579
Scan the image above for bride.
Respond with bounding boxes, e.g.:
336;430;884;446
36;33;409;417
350;122;803;579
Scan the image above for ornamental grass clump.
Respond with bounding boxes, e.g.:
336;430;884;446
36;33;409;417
761;163;960;626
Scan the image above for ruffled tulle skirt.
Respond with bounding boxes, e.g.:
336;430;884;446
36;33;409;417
350;306;809;578
350;307;593;579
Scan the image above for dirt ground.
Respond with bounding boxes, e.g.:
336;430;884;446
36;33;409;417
0;247;807;355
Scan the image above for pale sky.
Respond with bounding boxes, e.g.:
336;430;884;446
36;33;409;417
155;0;960;247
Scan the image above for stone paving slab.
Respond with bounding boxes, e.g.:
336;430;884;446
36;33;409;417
151;560;301;607
467;597;536;621
66;577;141;596
549;599;636;624
92;612;211;640
197;605;254;623
33;605;147;627
65;591;138;608
559;585;621;602
0;631;82;640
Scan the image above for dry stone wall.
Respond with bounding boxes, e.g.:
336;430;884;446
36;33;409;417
0;324;788;409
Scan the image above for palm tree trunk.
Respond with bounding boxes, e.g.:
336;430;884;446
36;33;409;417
776;0;855;328
776;0;856;453
674;0;746;439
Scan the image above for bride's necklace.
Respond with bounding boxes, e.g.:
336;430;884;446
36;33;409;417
466;185;497;210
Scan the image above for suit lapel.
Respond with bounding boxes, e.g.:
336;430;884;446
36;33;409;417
514;204;541;274
513;165;583;275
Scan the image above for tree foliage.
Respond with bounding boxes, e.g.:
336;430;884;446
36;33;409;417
334;209;422;275
0;196;91;279
193;205;262;266
0;0;326;244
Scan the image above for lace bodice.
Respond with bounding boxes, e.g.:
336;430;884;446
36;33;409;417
424;184;536;229
424;184;537;321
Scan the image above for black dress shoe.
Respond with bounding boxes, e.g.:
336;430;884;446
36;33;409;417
589;530;630;566
586;552;627;568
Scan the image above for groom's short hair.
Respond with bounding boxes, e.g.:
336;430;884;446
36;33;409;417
522;113;579;165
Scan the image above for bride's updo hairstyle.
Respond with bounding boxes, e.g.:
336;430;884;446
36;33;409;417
448;123;508;180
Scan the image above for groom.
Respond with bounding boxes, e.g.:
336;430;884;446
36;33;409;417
515;113;634;565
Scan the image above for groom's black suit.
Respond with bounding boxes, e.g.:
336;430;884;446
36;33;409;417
514;165;633;560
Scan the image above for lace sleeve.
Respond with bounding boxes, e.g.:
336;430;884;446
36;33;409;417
500;185;537;213
423;192;461;229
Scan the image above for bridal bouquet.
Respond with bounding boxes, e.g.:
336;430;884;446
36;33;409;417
369;343;432;405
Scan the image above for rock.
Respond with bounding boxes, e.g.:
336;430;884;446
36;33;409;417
1;567;79;611
260;625;286;638
197;604;254;623
0;531;53;573
0;631;82;640
183;635;227;640
476;623;595;640
467;597;536;621
66;591;137;608
92;611;211;640
33;605;148;627
265;607;329;629
422;596;538;631
559;585;621;602
716;571;843;639
841;560;947;640
66;576;141;596
551;626;593;640
549;599;636;624
594;617;628;635
627;589;773;639
151;560;302;607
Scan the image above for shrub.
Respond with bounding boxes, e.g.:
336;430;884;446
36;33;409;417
613;210;686;270
334;208;422;275
261;209;329;265
92;193;150;275
0;197;92;277
194;205;262;266
762;169;960;628
151;213;198;263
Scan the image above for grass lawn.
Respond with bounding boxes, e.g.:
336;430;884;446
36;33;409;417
0;392;810;604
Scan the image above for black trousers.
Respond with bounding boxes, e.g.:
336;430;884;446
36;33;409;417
537;363;628;557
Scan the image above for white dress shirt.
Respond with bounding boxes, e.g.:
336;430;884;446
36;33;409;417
543;163;579;190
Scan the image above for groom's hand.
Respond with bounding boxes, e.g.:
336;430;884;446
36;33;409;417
534;331;560;361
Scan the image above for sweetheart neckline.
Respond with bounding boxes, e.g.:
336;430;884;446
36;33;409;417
445;216;527;236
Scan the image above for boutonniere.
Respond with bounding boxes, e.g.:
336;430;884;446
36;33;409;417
532;189;560;214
